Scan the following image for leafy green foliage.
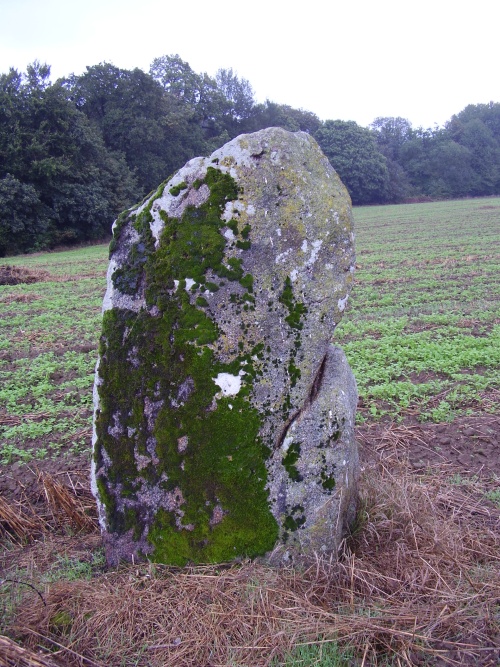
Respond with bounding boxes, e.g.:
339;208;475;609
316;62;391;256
0;63;139;255
314;120;389;204
336;197;500;422
372;104;500;201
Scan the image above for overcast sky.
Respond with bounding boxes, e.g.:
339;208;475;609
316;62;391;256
0;0;498;130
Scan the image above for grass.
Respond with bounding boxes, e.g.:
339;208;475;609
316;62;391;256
273;641;353;666
0;197;500;665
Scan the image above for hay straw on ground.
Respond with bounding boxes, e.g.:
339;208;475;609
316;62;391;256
0;497;45;544
40;473;96;533
9;458;500;666
0;635;60;667
0;412;53;427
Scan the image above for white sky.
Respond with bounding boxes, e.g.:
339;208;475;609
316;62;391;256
0;0;498;130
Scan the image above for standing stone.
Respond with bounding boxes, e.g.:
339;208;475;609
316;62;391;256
91;127;358;566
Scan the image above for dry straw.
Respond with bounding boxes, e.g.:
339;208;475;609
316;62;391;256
0;634;60;667
40;473;96;533
7;451;500;666
0;497;45;544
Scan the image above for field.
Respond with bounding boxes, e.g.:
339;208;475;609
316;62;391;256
0;197;499;666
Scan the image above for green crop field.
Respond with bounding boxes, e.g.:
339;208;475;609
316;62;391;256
1;198;498;466
1;197;500;666
339;198;500;423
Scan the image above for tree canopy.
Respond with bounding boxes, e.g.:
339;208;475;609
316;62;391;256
0;62;138;255
314;120;389;205
1;57;499;255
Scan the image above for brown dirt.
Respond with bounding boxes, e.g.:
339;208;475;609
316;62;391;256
0;266;50;286
357;412;500;480
0;453;92;503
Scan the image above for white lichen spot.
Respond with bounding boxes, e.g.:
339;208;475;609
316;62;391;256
337;295;349;311
150;209;164;246
224;228;236;241
275;248;293;264
276;228;282;237
213;371;246;396
307;239;323;265
301;240;308;253
282;435;294;452
290;269;298;282
222;199;246;222
174;278;196;292
108;412;123;439
177;435;189;453
127;346;140;368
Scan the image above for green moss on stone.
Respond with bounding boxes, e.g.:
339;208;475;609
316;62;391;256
283;505;306;532
239;274;254;292
279;276;307;330
288;361;301;388
282;442;303;482
169;181;187;196
196;296;209;308
321;471;336;492
109;210;132;256
96;166;278;565
111;207;155;295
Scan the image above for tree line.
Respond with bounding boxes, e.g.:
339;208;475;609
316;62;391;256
1;55;499;255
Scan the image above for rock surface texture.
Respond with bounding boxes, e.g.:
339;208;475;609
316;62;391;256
91;127;358;566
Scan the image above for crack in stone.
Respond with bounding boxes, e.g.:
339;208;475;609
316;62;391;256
275;352;328;450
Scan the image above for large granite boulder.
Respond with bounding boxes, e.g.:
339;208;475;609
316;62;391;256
91;127;358;566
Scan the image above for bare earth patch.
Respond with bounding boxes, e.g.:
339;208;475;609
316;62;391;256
0;266;51;286
358;412;500;478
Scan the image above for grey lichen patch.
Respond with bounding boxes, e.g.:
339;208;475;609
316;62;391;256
92;127;358;567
